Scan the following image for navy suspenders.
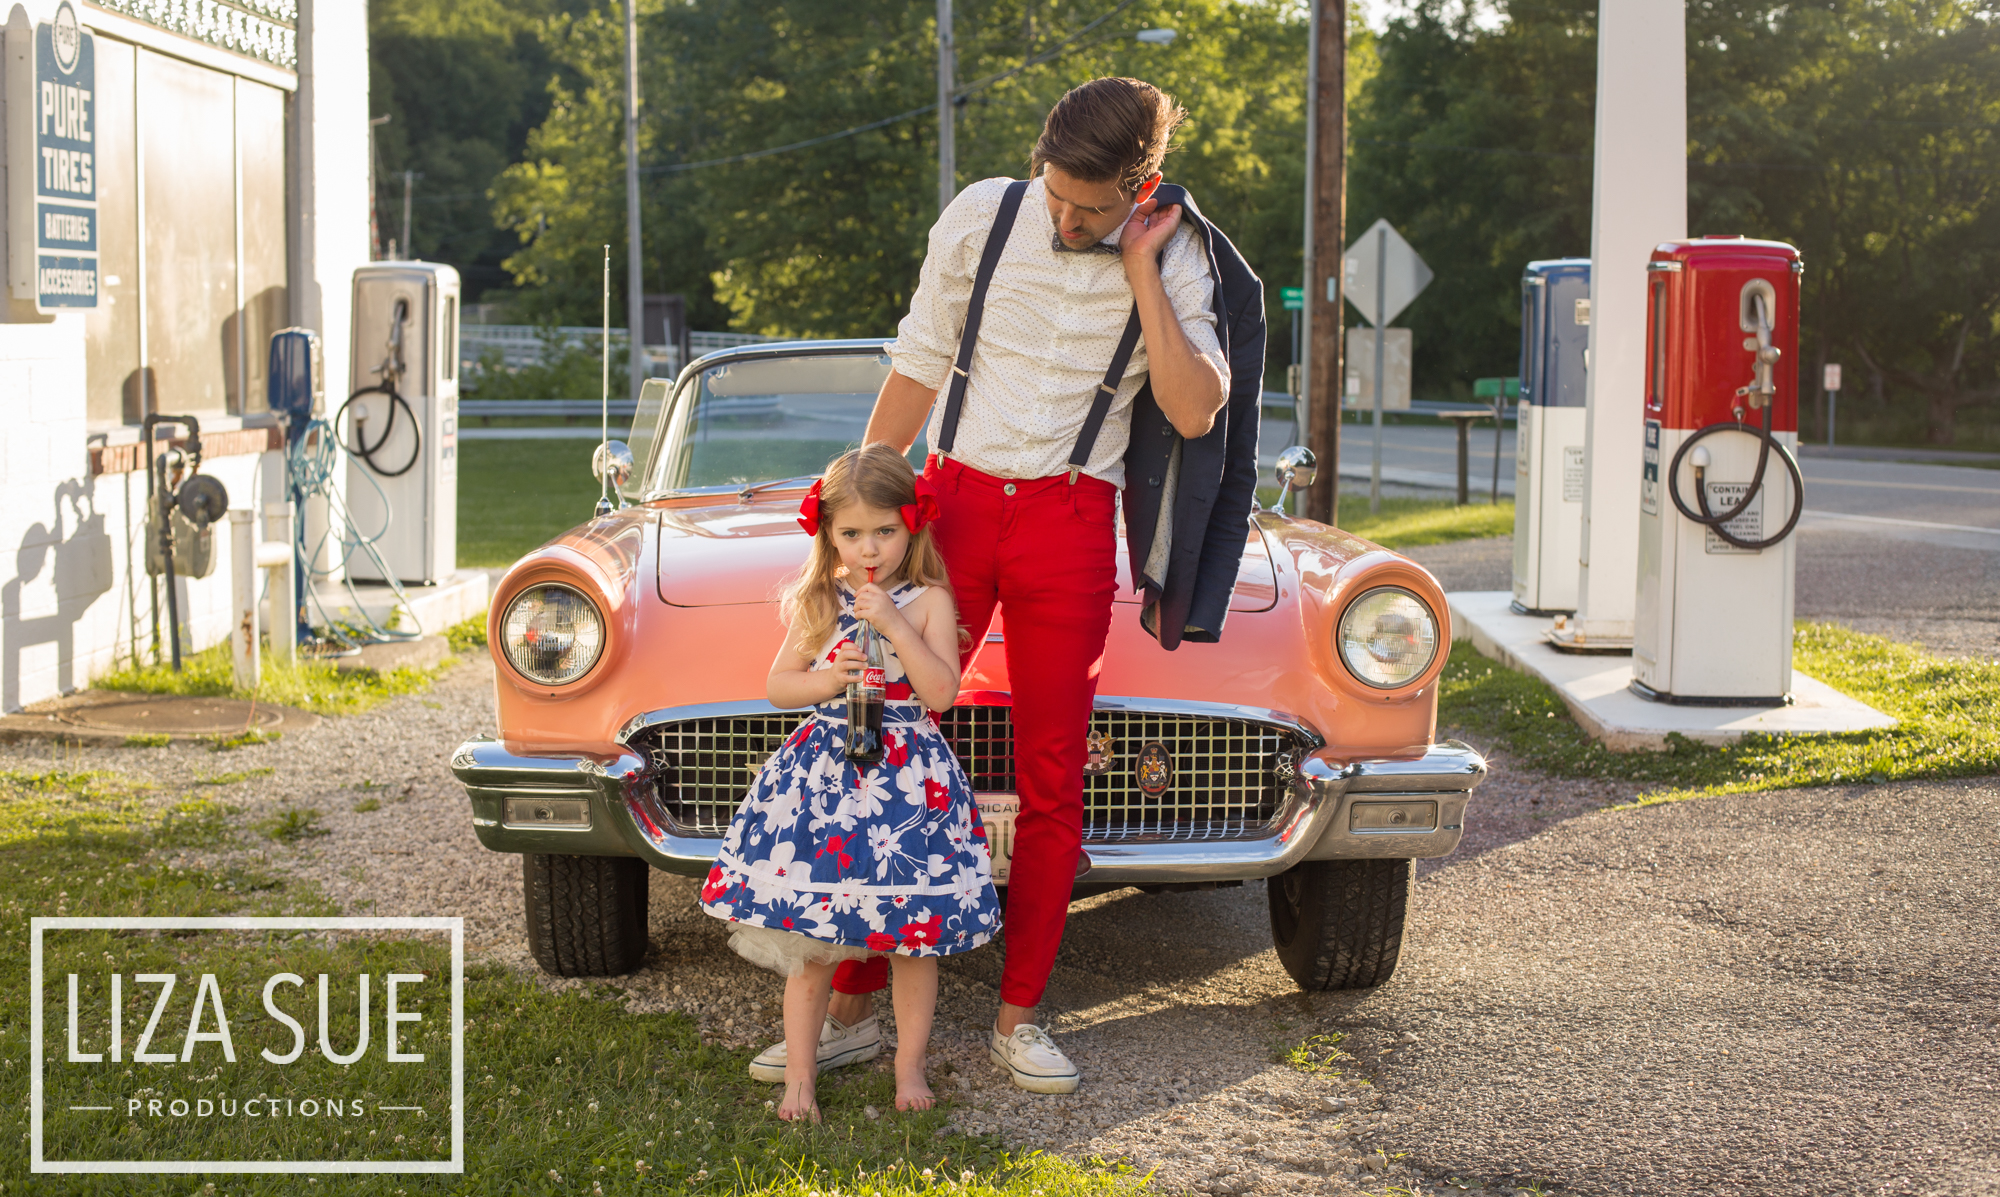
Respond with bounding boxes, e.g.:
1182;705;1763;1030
932;178;1146;485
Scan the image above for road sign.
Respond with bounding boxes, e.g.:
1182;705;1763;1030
1280;286;1303;311
1339;218;1431;328
1823;363;1842;392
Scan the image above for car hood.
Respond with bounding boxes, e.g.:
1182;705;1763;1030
654;496;1278;612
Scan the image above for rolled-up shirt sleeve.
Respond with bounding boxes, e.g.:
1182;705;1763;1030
887;180;1005;390
1159;222;1232;397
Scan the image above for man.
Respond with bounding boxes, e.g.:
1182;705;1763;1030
749;76;1262;1094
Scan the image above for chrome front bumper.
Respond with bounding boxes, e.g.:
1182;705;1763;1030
450;737;1486;883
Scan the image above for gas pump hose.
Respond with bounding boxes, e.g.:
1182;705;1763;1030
1664;399;1805;552
333;383;422;478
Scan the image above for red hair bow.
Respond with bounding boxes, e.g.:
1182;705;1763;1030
796;478;825;535
901;476;942;534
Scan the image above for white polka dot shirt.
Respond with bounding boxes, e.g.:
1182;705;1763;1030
887;175;1228;489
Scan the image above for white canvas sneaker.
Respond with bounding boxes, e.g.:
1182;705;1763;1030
989;1023;1080;1094
747;1013;882;1083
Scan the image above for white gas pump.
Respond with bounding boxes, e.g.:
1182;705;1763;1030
1510;258;1589;615
1633;237;1807;705
342;262;461;585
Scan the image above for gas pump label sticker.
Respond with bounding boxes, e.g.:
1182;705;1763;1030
1702;482;1763;555
1562;447;1586;502
1641;421;1661;514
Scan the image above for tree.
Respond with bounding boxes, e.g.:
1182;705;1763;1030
1351;0;1999;444
487;0;1337;351
368;0;587;301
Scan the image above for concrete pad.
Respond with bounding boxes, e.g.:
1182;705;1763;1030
1445;590;1898;751
311;567;489;640
333;635;453;675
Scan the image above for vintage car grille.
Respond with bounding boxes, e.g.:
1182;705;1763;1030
632;707;1305;842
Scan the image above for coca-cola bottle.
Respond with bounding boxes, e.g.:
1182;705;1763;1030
845;568;887;763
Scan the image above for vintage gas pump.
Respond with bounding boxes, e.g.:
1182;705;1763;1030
1633;237;1806;704
267;327;323;646
342;262;461;585
1510;258;1590;615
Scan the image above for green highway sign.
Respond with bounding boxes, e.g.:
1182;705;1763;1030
1280;286;1304;311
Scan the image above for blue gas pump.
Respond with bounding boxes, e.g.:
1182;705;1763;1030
1510;258;1591;616
267;328;323;647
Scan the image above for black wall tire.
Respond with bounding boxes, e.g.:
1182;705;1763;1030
1267;858;1411;991
523;853;650;977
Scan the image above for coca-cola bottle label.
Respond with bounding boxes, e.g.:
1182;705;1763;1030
863;667;886;689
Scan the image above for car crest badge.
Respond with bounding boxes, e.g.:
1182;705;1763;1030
1083;731;1117;775
1135;741;1172;796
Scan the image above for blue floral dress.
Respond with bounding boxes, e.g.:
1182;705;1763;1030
701;581;1002;974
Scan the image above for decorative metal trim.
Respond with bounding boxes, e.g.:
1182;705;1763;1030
87;0;297;70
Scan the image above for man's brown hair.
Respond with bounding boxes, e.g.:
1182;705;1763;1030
1030;77;1187;197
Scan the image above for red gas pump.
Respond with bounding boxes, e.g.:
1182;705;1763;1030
1633;237;1806;705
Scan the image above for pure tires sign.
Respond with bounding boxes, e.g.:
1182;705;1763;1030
32;1;97;310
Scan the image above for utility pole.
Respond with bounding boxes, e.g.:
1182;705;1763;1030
367;114;390;261
624;0;646;403
937;0;955;213
400;170;413;259
1302;0;1346;526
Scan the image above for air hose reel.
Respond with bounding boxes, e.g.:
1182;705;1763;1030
335;296;421;477
1664;290;1805;551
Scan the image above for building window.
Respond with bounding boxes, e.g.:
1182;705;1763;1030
83;38;288;425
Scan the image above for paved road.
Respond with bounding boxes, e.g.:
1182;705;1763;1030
1356;775;2000;1197
1262;414;1518;496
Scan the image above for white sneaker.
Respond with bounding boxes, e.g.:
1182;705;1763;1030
747;1014;881;1082
989;1023;1080;1094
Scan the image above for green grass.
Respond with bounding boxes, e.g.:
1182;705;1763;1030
1254;492;1515;551
1441;622;2000;803
1336;496;1514;549
1282;1032;1349;1075
457;438;604;568
0;772;1144;1195
94;641;445;718
446;609;489;652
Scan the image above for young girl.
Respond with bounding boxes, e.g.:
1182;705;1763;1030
700;444;1000;1122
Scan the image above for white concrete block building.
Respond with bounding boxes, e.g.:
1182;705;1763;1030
0;0;369;711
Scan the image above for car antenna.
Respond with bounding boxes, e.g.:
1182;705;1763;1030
595;243;614;519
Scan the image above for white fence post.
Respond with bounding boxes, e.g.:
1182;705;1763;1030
263;502;297;666
229;510;260;689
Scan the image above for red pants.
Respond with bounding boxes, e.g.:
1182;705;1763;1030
830;457;1118;1008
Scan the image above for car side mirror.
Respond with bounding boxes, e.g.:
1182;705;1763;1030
593;440;634;490
592;440;634;516
1273;445;1317;510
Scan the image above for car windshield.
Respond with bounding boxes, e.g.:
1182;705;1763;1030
641;351;919;495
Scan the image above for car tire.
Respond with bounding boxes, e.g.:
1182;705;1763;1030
523;853;650;977
1267;858;1410;991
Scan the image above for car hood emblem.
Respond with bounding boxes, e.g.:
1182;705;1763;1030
1084;731;1117;775
1135;741;1172;796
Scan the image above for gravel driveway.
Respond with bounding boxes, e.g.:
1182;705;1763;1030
7;649;1994;1197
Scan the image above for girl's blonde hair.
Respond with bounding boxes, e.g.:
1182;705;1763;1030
781;444;956;659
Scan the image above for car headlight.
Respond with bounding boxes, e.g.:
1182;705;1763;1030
502;583;604;685
1337;587;1439;689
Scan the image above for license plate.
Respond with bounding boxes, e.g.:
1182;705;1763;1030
975;793;1018;883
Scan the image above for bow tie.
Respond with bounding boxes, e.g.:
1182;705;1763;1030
1051;232;1122;255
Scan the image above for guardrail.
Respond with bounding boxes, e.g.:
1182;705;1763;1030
459;400;639;425
459;326;778;373
1260;392;1516;423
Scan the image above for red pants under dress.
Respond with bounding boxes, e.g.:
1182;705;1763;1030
831;456;1117;1008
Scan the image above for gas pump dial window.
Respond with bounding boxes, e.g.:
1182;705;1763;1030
1336;587;1440;690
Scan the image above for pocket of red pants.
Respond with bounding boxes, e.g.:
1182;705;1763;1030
1067;486;1117;531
